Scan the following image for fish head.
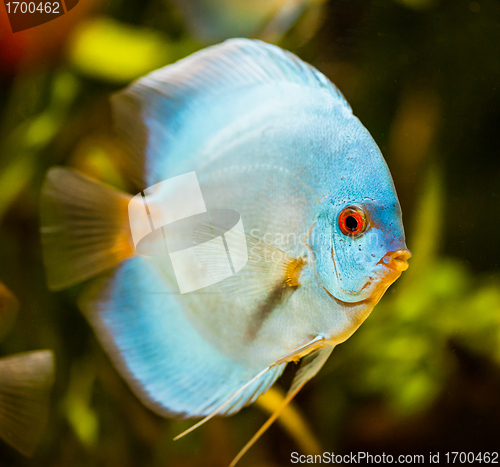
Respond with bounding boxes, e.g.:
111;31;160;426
308;122;411;304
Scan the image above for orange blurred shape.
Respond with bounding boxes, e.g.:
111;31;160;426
0;0;97;75
0;281;19;342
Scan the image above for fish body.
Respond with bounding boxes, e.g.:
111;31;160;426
40;39;410;459
179;106;401;365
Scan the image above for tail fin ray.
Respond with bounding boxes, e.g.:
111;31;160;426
40;168;134;290
0;351;55;457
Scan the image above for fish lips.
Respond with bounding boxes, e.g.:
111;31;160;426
357;248;412;300
327;247;411;303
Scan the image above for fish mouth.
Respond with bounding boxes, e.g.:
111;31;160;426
379;248;412;272
360;248;412;295
326;246;411;302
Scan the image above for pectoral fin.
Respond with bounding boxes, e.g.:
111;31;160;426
288;345;334;395
192;218;306;299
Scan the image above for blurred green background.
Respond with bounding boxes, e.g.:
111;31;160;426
1;0;500;465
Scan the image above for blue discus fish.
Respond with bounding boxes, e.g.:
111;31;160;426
40;39;410;464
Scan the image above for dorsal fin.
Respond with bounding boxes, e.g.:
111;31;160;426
111;38;351;189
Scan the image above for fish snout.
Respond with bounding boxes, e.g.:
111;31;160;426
381;249;411;272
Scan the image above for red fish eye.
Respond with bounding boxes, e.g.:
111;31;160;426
338;206;366;236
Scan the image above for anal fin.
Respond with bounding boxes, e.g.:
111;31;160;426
79;257;285;421
174;336;327;443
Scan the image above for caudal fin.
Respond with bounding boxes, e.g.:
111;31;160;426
40;168;135;291
0;351;55;457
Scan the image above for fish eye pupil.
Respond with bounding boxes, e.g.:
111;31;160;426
339;206;366;236
345;215;358;231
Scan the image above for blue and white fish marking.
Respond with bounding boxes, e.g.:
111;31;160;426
40;39;410;464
